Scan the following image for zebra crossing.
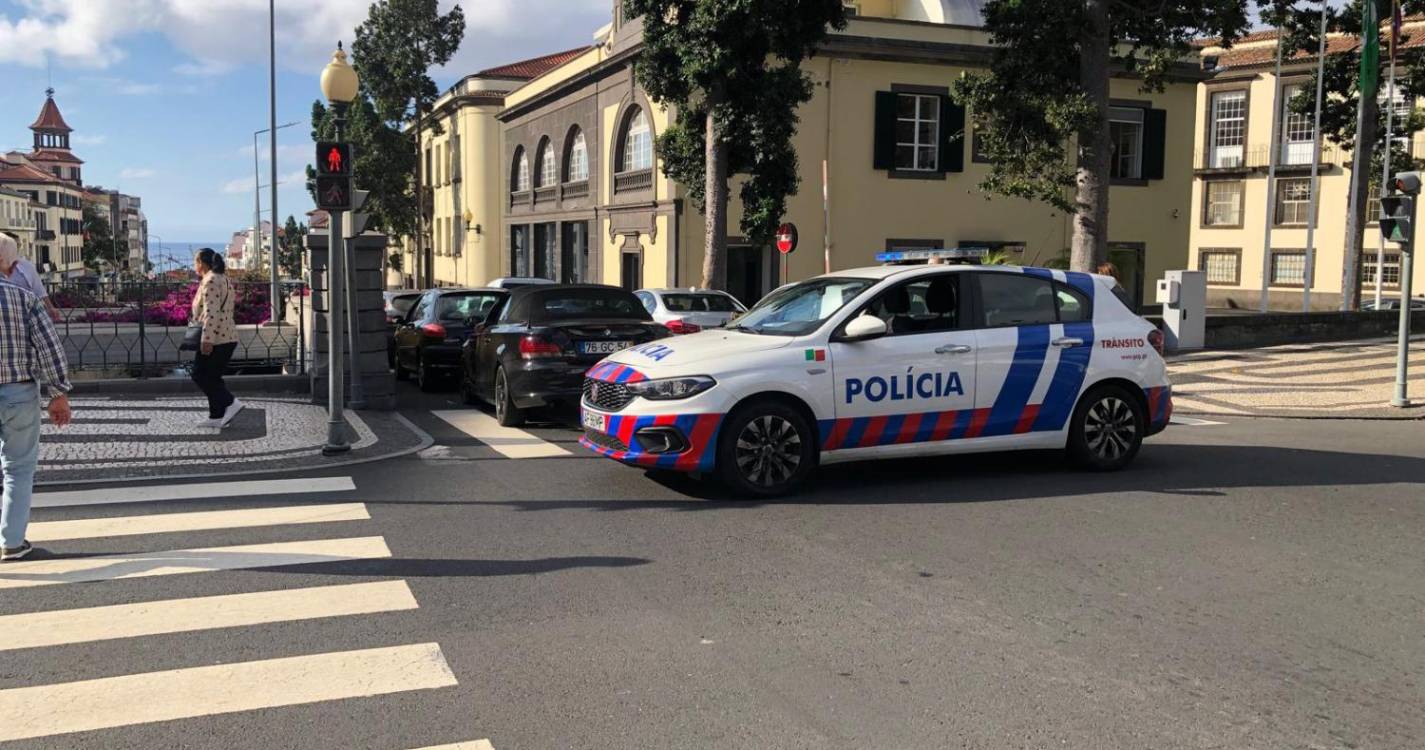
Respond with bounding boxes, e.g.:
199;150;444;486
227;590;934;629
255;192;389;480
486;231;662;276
0;477;493;748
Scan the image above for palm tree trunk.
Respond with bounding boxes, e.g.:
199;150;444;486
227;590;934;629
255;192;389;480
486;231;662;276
1071;0;1112;273
701;104;729;290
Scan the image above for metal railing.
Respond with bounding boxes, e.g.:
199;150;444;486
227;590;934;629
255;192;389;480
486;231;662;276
561;180;590;200
1193;142;1352;173
50;278;307;378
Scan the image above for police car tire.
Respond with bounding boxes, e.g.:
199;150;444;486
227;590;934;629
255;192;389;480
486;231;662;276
1068;384;1145;471
716;400;817;498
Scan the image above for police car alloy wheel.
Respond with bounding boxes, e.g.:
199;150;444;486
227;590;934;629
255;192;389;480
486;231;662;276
717;401;817;497
1068;384;1144;471
495;367;525;427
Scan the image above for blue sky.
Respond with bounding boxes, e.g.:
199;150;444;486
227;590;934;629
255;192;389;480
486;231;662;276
0;0;609;250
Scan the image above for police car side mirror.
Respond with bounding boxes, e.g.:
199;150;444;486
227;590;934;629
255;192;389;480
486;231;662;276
841;315;889;342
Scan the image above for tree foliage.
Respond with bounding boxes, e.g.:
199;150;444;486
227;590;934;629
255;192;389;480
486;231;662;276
81;205;123;273
626;0;847;249
955;0;1252;269
279;215;306;278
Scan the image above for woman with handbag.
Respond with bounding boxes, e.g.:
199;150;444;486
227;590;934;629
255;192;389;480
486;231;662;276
188;248;243;428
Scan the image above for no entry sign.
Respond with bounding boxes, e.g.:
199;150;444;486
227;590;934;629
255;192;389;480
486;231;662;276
775;222;799;255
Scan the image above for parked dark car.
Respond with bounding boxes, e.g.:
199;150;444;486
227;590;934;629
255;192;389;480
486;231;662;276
384;290;425;368
460;284;671;425
393;288;508;391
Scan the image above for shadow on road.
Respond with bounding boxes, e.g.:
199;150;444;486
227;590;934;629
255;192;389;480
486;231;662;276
442;443;1425;512
259;555;651;578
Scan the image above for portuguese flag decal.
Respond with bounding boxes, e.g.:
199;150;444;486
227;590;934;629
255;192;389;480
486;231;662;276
804;348;826;362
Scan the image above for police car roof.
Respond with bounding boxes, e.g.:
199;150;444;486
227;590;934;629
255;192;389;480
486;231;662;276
813;265;1112;284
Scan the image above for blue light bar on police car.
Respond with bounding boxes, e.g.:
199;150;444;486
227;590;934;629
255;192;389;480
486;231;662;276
875;247;990;264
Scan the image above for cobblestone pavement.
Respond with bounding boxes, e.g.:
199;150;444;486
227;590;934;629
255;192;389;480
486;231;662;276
38;397;429;485
1169;335;1425;419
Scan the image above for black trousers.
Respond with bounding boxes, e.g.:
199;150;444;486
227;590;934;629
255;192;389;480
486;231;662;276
191;342;237;419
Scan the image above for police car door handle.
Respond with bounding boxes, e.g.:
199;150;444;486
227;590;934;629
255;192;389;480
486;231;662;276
1052;337;1085;348
934;344;973;355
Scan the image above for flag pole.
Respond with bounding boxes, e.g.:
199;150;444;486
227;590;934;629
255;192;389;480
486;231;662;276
1261;12;1286;313
1376;2;1400;309
1303;0;1329;312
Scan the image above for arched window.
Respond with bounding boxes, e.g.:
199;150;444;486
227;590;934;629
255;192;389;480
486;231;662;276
565;128;588;182
535;138;556;188
511;146;530;192
619;107;653;173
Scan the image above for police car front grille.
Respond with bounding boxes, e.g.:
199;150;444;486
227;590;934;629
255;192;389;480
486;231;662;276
583;378;634;411
584;428;628;453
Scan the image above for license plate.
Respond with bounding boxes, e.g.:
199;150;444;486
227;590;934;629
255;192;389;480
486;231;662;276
579;340;632;355
582;409;607;432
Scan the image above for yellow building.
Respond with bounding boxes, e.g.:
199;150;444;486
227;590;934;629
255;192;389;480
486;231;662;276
396;49;591;289
1190;24;1425;310
0;91;89;281
467;0;1205;308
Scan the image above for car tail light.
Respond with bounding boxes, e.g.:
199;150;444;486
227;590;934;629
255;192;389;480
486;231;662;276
519;335;563;359
420;323;447;339
664;318;701;335
1147;328;1165;355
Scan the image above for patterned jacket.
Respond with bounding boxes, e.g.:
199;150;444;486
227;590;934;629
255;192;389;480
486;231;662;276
0;277;71;398
191;272;237;346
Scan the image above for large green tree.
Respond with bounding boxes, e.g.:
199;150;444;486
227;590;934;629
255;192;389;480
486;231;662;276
81;205;123;274
625;0;847;289
308;95;419;243
278;215;307;278
1267;0;1425;309
955;0;1252;273
351;0;465;288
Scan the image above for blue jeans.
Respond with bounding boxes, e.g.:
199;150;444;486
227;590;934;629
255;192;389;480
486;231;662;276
0;382;41;549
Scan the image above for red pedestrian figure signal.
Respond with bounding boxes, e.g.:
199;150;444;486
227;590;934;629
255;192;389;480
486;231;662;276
315;142;351;176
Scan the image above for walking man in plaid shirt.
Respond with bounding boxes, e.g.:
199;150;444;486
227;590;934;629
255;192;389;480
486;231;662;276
0;234;71;561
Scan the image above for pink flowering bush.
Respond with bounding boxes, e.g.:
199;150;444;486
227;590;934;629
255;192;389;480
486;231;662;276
81;282;272;326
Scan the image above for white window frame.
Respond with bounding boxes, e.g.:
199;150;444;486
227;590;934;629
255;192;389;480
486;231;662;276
895;93;940;172
566;131;588;182
1362;253;1402;287
536;141;557;188
1280;83;1315;166
1199;249;1241;285
1275;178;1313;226
1269;249;1310;287
514;149;531;192
621;109;653;173
1210;90;1246;169
1204;180;1243;226
1109;106;1144;180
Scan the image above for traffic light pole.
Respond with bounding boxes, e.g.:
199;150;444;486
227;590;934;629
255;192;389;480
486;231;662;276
1393;245;1415;408
344;211;367;410
322;106;351;455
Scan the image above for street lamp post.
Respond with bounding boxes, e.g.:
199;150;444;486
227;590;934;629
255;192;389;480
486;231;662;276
320;43;359;455
254;121;300;325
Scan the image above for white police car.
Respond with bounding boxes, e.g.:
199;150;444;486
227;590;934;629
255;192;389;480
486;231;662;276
579;258;1171;496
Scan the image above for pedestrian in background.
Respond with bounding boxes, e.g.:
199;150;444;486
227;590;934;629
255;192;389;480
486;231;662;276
1097;261;1122;284
190;248;242;428
0;233;71;562
0;231;61;322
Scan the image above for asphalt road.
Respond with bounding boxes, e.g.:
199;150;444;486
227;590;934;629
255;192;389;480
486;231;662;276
7;383;1425;749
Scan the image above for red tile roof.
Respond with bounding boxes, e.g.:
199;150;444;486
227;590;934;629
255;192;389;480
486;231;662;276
476;47;590;80
30;96;73;133
1204;16;1425;69
0;161;61;184
29;148;83;165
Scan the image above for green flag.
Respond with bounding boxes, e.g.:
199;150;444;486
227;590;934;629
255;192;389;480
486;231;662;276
1361;0;1381;99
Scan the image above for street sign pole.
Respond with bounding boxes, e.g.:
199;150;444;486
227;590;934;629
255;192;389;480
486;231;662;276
1393;243;1415;408
321;112;352;455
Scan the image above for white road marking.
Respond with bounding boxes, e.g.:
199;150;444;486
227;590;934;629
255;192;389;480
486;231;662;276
432;410;571;459
1170;416;1227;426
408;742;496;750
0;643;458;743
0;581;418;652
33;476;357;509
26;503;370;543
0;536;391;590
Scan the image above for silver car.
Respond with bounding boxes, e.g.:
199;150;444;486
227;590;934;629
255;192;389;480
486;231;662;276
634;288;747;334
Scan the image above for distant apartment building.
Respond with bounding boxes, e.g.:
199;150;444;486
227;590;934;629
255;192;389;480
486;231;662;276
1191;22;1425;310
0;187;39;261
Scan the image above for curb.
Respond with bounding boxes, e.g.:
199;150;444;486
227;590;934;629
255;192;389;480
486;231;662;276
34;412;435;488
1173;408;1425;421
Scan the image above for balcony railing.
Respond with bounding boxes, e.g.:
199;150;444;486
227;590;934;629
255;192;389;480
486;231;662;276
1194;142;1348;173
0;217;36;231
509;189;532;209
613;168;654;194
36;229;55;241
533;186;557;205
561;180;590;200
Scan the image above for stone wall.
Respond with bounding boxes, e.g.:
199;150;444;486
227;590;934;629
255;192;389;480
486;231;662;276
306;231;396;410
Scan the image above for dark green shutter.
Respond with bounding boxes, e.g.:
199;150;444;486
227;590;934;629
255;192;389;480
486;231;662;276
1143;108;1167;180
940;96;966;173
873;91;897;171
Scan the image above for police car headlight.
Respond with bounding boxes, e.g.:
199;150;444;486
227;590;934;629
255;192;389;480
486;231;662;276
626;376;716;401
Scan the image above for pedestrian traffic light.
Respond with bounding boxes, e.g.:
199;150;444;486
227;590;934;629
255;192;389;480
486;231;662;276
1380;194;1412;244
315;142;351;176
1392;171;1422;196
316;175;351;211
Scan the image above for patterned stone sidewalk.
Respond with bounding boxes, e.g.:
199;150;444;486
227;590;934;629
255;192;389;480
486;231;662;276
1168;336;1425;419
37;397;430;485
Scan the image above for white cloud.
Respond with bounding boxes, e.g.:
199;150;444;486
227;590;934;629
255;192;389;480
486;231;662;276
221;169;307;195
73;134;108;146
120;167;157;179
0;0;611;75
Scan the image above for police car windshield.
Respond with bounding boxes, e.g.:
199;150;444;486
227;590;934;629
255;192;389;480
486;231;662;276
729;278;875;336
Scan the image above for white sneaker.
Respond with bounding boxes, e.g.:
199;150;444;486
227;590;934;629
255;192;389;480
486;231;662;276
220;399;245;427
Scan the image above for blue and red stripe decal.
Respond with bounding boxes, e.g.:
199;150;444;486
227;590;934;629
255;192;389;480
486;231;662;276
580;412;723;471
586;361;648;384
1145;385;1173;430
